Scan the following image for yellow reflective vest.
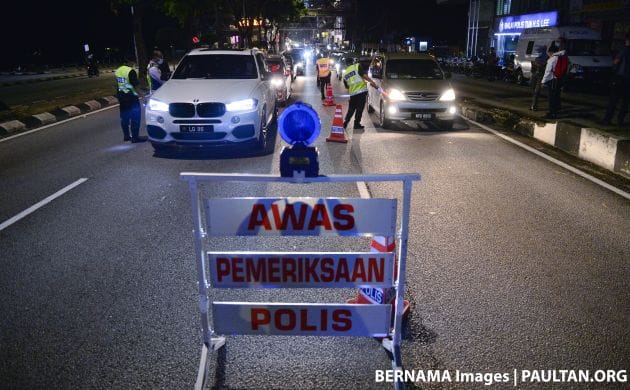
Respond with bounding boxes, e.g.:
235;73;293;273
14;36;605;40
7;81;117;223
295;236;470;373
115;66;138;96
316;57;332;78
342;63;367;96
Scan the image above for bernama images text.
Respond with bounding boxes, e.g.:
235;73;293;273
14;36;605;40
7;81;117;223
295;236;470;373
375;369;628;385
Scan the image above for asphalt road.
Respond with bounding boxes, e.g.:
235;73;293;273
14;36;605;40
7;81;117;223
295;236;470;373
1;65;629;389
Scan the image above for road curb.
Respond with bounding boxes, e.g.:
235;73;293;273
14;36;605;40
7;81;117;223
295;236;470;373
460;103;630;178
0;120;27;135
24;112;57;128
78;100;103;112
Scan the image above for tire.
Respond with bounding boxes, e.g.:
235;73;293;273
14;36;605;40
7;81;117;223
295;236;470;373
257;108;269;151
379;101;391;129
367;103;374;113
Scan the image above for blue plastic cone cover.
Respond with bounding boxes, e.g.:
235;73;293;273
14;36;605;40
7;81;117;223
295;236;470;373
278;101;321;146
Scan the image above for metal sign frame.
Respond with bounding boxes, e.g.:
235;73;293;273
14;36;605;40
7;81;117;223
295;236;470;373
180;172;420;390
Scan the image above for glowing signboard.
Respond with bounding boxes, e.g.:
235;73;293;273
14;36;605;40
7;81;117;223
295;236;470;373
497;11;558;34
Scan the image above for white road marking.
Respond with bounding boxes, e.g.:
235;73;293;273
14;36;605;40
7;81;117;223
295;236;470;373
0;178;88;232
462;115;630;201
0;105;119;143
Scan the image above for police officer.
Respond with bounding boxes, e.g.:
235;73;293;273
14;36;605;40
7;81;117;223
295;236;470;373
316;53;333;100
115;63;146;142
342;58;377;130
147;50;165;93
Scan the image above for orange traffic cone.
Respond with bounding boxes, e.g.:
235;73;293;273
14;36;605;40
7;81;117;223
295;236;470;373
347;236;410;322
326;105;348;143
322;82;335;106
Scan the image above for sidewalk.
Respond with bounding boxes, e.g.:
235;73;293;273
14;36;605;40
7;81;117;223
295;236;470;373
452;76;630;179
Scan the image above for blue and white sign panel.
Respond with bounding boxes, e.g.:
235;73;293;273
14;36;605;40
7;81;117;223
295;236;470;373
497;11;558;34
208;252;395;288
212;302;391;337
204;197;397;237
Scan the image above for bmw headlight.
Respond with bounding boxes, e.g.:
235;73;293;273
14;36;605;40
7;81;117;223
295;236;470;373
148;99;169;112
387;88;406;101
271;78;284;87
439;88;456;101
226;98;258;112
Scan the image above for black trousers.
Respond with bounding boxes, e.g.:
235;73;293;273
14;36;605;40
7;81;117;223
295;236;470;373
319;74;331;99
345;92;367;127
119;101;141;138
604;76;629;124
530;71;544;109
546;78;563;116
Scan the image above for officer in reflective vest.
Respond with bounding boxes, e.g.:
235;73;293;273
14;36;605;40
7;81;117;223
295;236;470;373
316;54;333;100
115;64;145;142
147;49;169;93
342;60;377;130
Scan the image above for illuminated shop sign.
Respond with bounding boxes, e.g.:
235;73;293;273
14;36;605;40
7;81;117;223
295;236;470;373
497;11;558;34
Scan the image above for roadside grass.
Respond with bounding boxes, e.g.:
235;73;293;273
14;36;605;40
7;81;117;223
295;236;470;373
0;86;115;123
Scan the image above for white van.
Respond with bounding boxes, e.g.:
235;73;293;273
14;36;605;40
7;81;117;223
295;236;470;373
513;26;612;85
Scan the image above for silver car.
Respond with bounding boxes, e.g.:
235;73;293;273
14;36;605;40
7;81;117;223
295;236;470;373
367;53;457;129
145;49;277;152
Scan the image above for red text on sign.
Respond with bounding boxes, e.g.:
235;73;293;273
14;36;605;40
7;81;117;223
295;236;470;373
247;203;355;231
250;308;352;332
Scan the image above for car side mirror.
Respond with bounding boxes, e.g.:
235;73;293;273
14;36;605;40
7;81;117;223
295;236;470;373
444;71;452;79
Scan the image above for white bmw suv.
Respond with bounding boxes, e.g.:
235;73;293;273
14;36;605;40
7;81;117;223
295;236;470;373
145;48;277;152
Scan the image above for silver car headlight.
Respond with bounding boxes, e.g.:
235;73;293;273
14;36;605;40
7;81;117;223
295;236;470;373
387;88;406;101
148;99;169;112
226;98;258;112
439;89;456;101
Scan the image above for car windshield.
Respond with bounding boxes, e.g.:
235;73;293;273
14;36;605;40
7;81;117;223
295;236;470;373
266;60;284;73
385;59;444;80
172;54;258;79
565;40;608;56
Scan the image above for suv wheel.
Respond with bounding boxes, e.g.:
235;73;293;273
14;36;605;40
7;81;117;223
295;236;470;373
367;100;375;113
379;101;391;129
257;108;268;151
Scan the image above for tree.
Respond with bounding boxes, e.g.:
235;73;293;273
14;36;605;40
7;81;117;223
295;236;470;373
111;0;151;88
161;0;217;50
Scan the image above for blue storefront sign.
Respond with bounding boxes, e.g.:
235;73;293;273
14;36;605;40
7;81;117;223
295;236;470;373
497;11;558;34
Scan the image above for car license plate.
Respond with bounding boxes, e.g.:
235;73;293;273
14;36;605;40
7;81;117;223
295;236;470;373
180;125;213;133
415;113;432;120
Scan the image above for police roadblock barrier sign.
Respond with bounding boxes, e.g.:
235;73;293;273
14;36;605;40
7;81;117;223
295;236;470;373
208;252;395;288
205;197;396;236
181;172;420;390
213;302;391;337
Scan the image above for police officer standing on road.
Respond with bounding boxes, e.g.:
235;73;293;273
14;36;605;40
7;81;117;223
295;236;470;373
115;63;146;143
147;49;168;94
316;53;333;100
342;58;377;130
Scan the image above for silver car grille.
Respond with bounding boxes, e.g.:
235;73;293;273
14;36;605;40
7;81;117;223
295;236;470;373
405;92;440;101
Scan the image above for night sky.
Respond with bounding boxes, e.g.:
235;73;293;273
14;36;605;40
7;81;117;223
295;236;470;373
2;0;468;69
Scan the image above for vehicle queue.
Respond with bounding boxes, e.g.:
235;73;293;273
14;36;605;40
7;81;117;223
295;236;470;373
136;44;459;155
